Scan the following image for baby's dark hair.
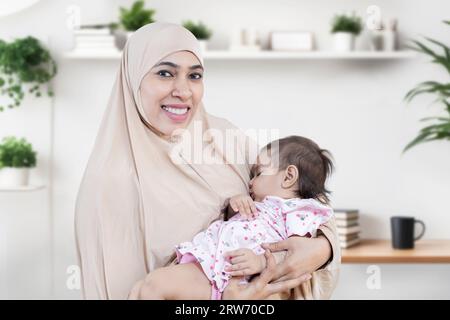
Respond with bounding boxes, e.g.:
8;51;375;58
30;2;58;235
264;136;334;205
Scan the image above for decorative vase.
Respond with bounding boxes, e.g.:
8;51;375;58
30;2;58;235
369;29;384;51
198;40;208;52
0;167;30;187
333;32;355;52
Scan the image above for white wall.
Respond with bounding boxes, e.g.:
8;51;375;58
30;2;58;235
0;0;449;299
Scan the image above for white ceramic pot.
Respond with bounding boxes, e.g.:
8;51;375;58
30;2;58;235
198;40;208;52
333;32;355;52
0;167;30;187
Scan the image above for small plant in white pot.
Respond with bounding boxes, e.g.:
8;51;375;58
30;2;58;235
331;13;362;52
120;0;155;39
182;20;213;52
0;136;37;188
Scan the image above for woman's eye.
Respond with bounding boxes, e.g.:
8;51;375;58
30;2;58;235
157;70;173;77
190;73;203;80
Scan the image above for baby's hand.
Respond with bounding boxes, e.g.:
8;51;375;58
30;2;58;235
223;248;266;276
229;194;257;219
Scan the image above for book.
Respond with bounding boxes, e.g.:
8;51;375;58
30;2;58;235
340;237;361;249
336;225;361;235
339;233;359;242
334;209;359;220
336;218;359;228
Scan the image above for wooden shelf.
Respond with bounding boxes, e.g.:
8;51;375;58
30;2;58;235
64;50;417;61
0;185;46;192
342;239;450;263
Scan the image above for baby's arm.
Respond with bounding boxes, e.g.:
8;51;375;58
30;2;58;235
223;248;266;276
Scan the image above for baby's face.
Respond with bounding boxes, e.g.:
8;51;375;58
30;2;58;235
249;151;285;202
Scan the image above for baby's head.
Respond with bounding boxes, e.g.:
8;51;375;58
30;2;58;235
249;136;334;204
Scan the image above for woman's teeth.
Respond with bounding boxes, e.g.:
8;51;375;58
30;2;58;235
162;105;189;115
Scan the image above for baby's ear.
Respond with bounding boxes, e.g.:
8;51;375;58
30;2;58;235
283;165;299;188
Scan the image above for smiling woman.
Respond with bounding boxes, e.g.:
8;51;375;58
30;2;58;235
140;51;204;135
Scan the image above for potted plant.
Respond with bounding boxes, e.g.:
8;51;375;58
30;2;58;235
0;36;57;112
182;20;213;52
0;136;37;187
403;20;450;152
331;13;362;52
120;0;155;38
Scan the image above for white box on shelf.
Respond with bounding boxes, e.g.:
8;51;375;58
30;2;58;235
270;31;314;51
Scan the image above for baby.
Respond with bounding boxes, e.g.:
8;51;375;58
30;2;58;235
130;135;334;300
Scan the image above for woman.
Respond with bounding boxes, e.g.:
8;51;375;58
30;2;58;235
75;22;340;300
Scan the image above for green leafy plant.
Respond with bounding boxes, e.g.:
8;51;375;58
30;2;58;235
0;136;37;169
403;20;450;152
182;20;212;40
120;0;155;32
0;36;57;112
331;13;363;35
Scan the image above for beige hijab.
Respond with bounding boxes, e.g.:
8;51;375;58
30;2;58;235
75;22;340;300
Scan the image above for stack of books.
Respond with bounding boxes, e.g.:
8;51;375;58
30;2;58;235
334;209;361;248
72;28;118;53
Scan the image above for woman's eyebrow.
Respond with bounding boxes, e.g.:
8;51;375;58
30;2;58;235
153;61;204;70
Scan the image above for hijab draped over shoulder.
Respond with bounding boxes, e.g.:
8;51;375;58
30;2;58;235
74;22;339;300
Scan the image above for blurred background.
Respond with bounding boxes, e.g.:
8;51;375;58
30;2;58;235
0;0;449;299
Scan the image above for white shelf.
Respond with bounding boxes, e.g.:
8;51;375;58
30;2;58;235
64;50;417;60
0;185;46;192
204;50;417;60
65;50;122;59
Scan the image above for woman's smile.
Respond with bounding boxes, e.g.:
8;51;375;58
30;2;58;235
161;103;191;123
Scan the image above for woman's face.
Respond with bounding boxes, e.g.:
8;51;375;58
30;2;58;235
140;50;204;136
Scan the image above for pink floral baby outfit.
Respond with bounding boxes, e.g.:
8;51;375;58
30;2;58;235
175;196;333;299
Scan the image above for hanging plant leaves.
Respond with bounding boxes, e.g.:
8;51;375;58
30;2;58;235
0;36;57;112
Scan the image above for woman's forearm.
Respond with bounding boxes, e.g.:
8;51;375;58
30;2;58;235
309;235;332;271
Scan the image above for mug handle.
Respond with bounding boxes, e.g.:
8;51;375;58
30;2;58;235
414;219;426;241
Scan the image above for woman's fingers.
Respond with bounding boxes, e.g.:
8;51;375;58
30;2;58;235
271;269;306;283
266;273;312;296
255;250;277;287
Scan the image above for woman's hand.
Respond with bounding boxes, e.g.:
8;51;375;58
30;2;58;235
229;194;257;219
222;249;312;300
261;235;332;283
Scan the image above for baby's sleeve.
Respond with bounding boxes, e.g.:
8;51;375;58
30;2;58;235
283;200;333;238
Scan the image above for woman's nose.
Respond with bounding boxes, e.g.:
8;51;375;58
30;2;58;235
172;79;192;100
